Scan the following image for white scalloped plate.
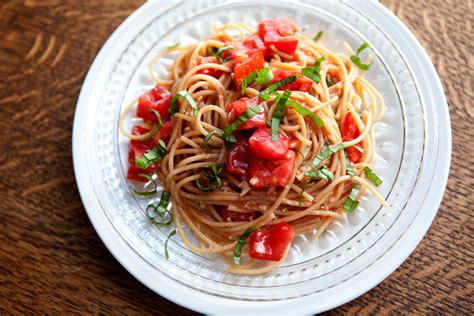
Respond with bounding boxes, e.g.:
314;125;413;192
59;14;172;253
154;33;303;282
73;1;451;313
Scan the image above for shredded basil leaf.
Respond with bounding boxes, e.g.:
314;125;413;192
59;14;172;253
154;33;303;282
298;181;309;207
233;226;258;264
164;229;176;259
131;173;157;196
301;57;325;83
294;148;305;169
202;163;224;189
215;46;233;63
170;91;198;116
313;31;323;42
286;99;323;128
271;90;291;141
364;166;383;187
305;166;334;181
350;42;372;71
142;110;164;141
167;43;179;49
204;130;222;151
344;151;355;177
207;46;218;57
259;75;299;101
310;142;348;167
146;191;173;226
326;77;334;87
354;145;364;153
195;179;212;192
224;104;261;137
135;140;167;169
241;68;273;94
343;183;361;212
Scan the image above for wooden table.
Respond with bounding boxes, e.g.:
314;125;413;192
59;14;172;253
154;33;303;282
1;1;472;314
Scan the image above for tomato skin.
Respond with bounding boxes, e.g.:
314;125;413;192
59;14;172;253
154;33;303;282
257;19;299;55
226;137;250;176
249;221;295;261
249;128;289;159
226;96;266;130
234;50;265;87
127;126;155;182
152;120;172;145
341;113;363;163
249;149;296;189
269;69;313;92
136;84;172;122
196;56;223;78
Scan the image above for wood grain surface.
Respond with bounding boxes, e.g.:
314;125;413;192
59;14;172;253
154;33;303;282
0;0;472;314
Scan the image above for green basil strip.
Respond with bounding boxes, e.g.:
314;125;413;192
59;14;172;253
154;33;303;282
294;148;305;169
343;183;361;212
313;31;323;42
305;166;334;181
271;90;291;141
344;151;355;177
259;74;299;101
164;229;176;259
286;99;323;128
354;145;364;153
298;181;309;207
301;57;325;83
135;140;167;169
216;46;233;63
195;179;212;192
364;166;383;187
142;110;164;141
203;163;223;189
233;226;258;264
131;173;157;196
223;104;261;136
326;77;334;87
350;42;372;71
204;130;222;151
170;91;198;116
167;43;179;49
207;46;218;57
241;68;273;94
310;142;349;167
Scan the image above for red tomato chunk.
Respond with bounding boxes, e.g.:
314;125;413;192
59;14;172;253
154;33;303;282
257;19;299;55
127;126;155;182
152;120;172;145
136;84;172;122
226;137;250;176
233;50;265;87
196;56;223;78
226;96;266;130
270;69;313;92
341;113;363;163
249;128;289;159
249;221;295;261
249;149;296;189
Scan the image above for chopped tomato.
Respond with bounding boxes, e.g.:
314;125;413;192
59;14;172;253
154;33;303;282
248;221;295;261
226;96;266;130
268;69;313;92
136;84;172;122
226;137;250;176
233;50;265;87
152;120;172;144
196;56;223;78
249;150;296;189
341;113;363;163
249;128;289;159
227;35;267;62
127;125;155;182
257;19;299;55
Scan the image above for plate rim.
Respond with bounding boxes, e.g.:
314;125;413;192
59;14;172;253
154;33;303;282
72;1;451;313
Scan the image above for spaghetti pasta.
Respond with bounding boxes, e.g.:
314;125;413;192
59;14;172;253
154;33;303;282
121;19;386;274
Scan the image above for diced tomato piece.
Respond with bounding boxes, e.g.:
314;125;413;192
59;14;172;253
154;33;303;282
341;113;363;163
268;69;313;92
127;126;155;182
152;120;172;145
226;137;250;176
249;221;295;261
257;19;299;55
196;56;223;78
233;50;265;87
249;128;289;159
136;84;172;122
226;96;266;130
249;150;296;189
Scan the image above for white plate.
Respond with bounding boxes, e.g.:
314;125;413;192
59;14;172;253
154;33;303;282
73;1;451;313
